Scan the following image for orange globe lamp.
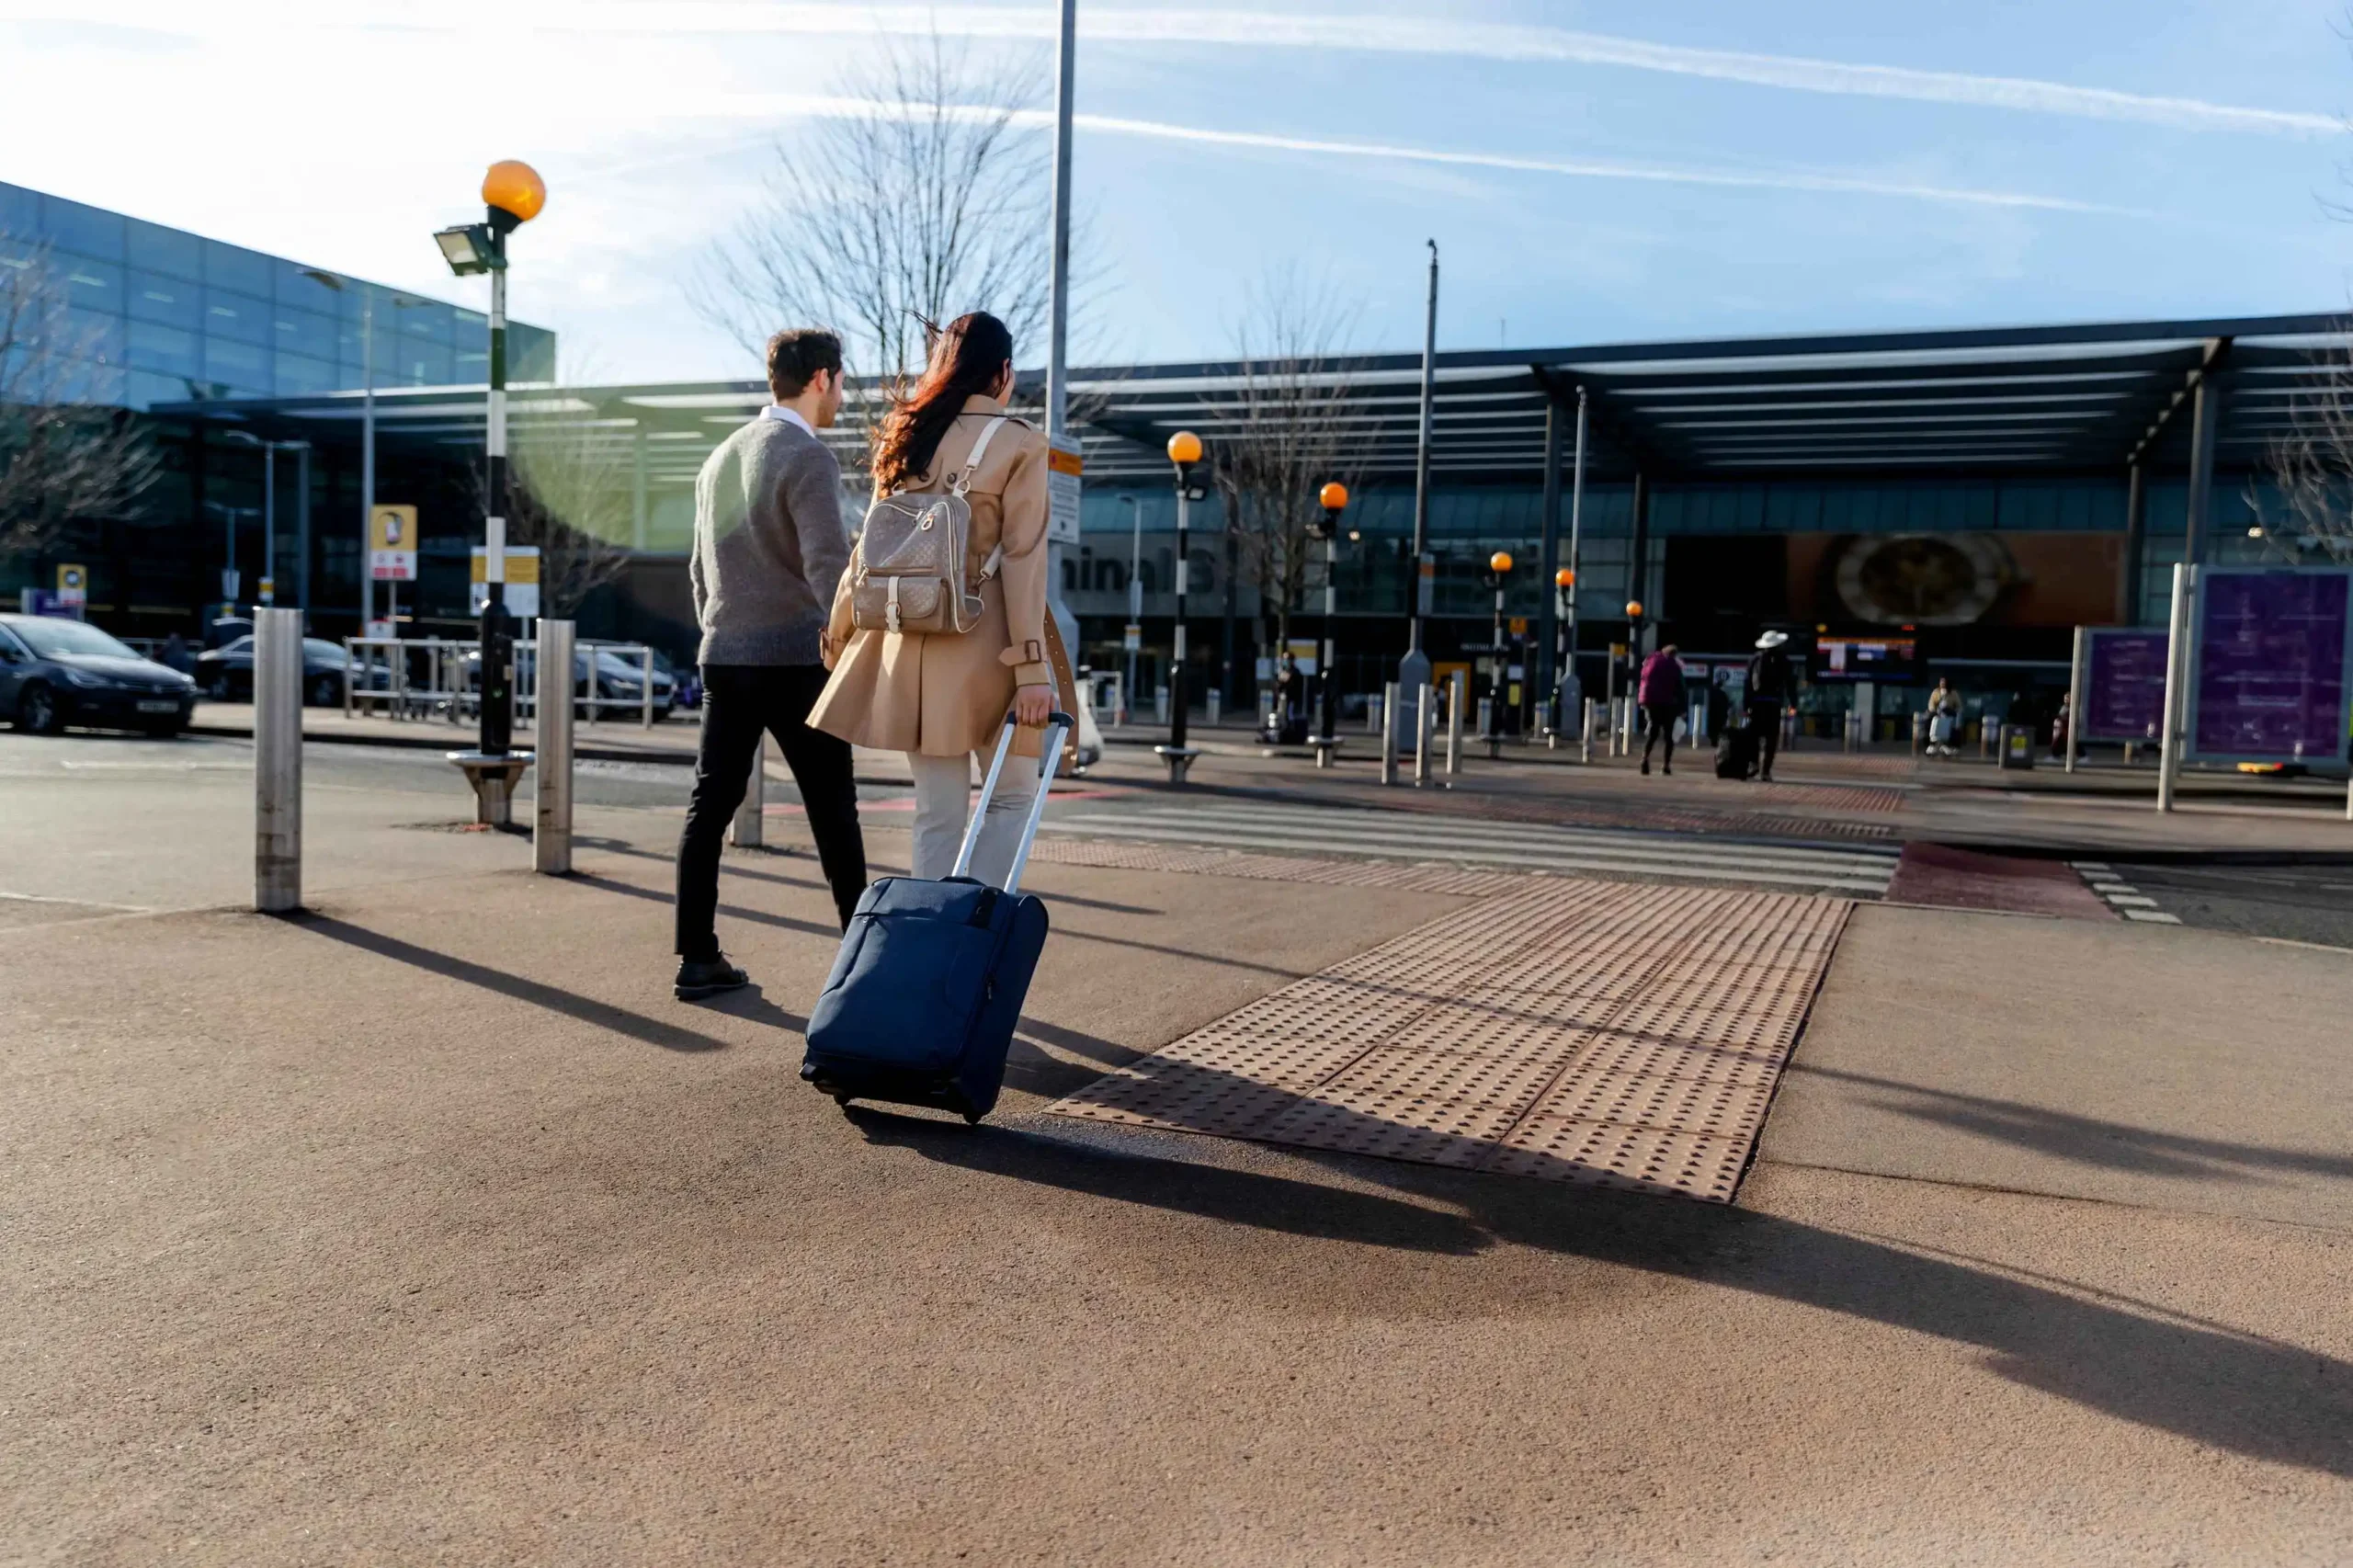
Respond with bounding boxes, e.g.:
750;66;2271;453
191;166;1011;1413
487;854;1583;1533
1555;567;1575;588
1625;599;1644;619
482;160;547;223
1318;481;1348;511
1489;551;1514;574
1166;430;1202;466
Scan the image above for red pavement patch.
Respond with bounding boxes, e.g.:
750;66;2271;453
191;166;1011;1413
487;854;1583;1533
1883;842;2117;919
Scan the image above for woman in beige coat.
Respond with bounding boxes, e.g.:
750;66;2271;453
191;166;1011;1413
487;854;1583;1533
811;312;1063;887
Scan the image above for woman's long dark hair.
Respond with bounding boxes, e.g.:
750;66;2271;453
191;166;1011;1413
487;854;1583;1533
871;312;1014;494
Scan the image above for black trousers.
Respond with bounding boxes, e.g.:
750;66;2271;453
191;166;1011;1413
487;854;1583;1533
676;665;867;958
1639;702;1679;768
1746;699;1783;778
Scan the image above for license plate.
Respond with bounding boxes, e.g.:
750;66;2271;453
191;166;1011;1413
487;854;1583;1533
137;699;179;712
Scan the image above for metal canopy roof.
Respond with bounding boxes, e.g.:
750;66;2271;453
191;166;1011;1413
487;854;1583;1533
162;310;2350;492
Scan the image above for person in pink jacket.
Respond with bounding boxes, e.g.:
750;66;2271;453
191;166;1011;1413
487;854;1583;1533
1638;643;1687;776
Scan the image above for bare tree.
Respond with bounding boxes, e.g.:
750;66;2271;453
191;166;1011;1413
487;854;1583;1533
2260;340;2353;564
1207;274;1367;682
483;406;638;618
0;235;160;558
691;27;1051;472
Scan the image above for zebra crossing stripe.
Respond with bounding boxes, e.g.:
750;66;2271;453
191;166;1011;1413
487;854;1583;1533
1044;806;1895;894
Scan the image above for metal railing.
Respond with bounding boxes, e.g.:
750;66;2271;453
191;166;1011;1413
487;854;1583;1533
341;635;673;728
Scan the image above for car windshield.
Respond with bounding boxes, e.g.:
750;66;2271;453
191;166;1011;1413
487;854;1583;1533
11;619;139;660
595;651;657;676
221;636;254;654
304;639;347;661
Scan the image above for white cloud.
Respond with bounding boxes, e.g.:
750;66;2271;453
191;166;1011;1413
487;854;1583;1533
9;2;2320;137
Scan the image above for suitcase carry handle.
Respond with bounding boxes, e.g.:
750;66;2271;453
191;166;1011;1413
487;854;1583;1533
950;709;1077;892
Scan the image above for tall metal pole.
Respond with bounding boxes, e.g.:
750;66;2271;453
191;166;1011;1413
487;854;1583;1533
295;443;311;615
260;441;276;604
360;289;376;631
2120;460;2146;624
2064;625;2086;775
1536;400;1563;714
1566;388;1587;703
1041;0;1079;665
2156;563;2195;813
478;241;515;757
1125;495;1142;722
2184;375;2222;568
1404;240;1438;678
1171;483;1189;753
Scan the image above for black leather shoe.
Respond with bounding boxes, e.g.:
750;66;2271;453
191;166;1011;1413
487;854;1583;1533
675;954;749;1001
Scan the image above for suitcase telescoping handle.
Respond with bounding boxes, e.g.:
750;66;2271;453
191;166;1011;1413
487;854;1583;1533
950;709;1077;894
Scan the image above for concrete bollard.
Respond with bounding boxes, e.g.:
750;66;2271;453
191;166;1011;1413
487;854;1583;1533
731;735;766;846
1413;681;1434;788
534;619;574;875
1446;670;1466;777
1380;680;1400;786
254;607;303;913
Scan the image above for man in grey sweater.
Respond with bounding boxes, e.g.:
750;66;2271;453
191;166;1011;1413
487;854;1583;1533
673;329;867;999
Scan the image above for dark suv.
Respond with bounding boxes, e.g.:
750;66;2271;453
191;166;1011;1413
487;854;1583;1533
0;615;199;736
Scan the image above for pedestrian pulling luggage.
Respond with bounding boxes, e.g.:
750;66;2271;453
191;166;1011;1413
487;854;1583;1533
811;311;1075;887
801;710;1074;1123
1745;630;1795;782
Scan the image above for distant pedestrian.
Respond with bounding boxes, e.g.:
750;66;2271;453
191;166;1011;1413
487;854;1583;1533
1638;642;1686;776
673;328;870;1003
2051;692;2073;762
160;632;193;674
1926;678;1961;758
1745;630;1795;782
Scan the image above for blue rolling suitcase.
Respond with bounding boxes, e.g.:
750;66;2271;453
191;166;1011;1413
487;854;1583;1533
800;710;1073;1124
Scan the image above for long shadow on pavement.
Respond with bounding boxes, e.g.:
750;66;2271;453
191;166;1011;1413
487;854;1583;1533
1793;1063;2353;1184
864;1107;2353;1478
296;915;733;1054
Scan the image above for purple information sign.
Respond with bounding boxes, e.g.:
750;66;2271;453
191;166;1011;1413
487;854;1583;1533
2082;630;2169;743
2191;570;2353;762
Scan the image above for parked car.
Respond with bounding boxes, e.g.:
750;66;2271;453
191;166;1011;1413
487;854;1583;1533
458;645;680;719
0;614;200;737
194;635;355;706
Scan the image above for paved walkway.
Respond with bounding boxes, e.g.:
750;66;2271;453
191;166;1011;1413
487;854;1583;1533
6;744;2350;1562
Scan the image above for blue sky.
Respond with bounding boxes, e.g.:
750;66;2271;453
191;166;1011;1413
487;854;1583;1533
2;1;2349;379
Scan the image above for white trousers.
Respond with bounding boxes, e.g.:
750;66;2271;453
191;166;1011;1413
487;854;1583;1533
907;748;1040;887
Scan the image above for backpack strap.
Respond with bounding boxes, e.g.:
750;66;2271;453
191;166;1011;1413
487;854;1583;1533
949;415;1011;498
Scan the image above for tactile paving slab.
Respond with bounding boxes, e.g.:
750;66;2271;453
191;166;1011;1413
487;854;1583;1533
1049;877;1850;1203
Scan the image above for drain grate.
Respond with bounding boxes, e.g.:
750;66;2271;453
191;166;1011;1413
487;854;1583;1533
1048;878;1849;1202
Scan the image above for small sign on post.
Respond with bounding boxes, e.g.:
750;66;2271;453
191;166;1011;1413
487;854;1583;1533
469;545;540;619
369;505;419;582
55;563;87;609
1047;437;1084;544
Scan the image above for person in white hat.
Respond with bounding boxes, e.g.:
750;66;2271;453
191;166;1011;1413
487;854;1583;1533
1745;630;1795;781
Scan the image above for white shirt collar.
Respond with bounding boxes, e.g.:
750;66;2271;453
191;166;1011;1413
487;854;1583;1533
759;403;815;437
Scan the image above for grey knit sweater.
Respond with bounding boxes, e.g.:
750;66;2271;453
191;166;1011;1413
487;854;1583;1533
689;414;850;666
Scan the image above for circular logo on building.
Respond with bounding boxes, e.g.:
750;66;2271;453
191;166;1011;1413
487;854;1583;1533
1830;532;2011;625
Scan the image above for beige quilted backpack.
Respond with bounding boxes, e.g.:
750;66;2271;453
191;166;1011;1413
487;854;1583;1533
849;415;1011;635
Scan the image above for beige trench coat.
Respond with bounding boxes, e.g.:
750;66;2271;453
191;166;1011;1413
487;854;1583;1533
811;395;1063;759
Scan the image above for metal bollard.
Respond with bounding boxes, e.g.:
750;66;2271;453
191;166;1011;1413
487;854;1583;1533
641;645;655;729
1206;687;1222;726
1581;696;1595;764
1413;681;1434;787
1380;680;1400;786
534;619;574;874
1445;671;1465;777
731;734;766;846
254;607;303;913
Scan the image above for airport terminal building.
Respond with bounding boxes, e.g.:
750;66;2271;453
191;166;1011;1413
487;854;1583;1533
0;178;2330;730
99;311;2332;733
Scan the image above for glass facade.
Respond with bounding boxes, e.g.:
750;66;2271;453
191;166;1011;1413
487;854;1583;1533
0;180;555;410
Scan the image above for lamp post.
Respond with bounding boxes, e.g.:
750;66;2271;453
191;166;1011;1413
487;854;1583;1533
1312;482;1347;751
1485;551;1514;750
1623;598;1645;756
1552;567;1574;743
222;432;311;608
1155;431;1204;784
435;159;546;765
1124;494;1142;724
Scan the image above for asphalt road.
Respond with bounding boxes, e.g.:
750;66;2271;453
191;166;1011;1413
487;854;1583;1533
2092;858;2353;949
